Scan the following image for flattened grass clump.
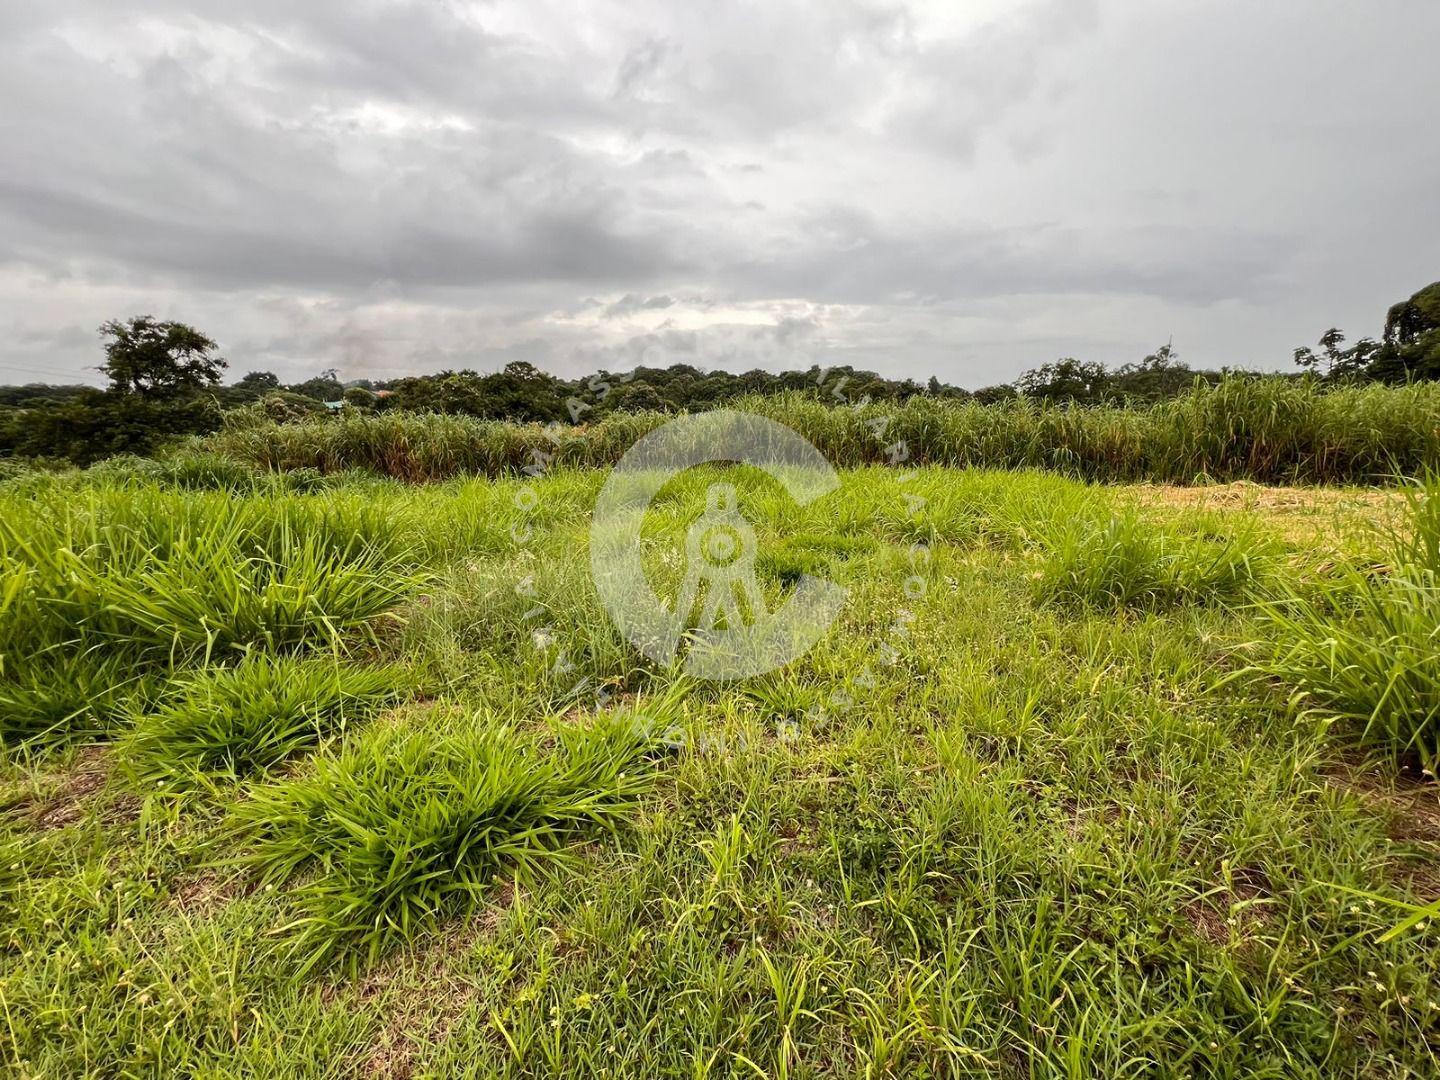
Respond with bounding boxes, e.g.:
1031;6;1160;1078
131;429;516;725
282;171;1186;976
0;486;422;660
0;652;158;746
756;532;877;586
121;655;414;788
1259;478;1440;769
234;707;669;971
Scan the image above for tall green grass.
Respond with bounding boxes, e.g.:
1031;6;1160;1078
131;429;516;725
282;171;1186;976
0;487;418;660
120;655;414;788
201;376;1440;484
1037;511;1279;609
3;463;1438;1076
234;704;673;972
0;483;426;745
205;408;666;483
1257;477;1440;769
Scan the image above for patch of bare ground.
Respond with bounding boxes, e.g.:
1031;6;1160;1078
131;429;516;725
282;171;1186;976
1180;869;1274;946
557;689;637;726
8;745;138;831
1326;761;1440;845
342;881;519;1080
1326;760;1440;900
164;868;252;919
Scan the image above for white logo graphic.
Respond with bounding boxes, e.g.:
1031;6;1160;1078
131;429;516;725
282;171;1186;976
589;411;847;679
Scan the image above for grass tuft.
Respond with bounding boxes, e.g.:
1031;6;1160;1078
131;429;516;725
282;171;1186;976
233;702;675;972
120;654;414;789
1257;475;1440;769
0;651;158;746
1035;512;1276;609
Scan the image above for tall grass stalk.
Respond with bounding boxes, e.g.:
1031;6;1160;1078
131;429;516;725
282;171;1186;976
1257;476;1440;769
200;376;1440;484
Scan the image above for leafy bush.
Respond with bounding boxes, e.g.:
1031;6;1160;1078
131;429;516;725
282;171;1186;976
0;391;224;465
121;655;413;787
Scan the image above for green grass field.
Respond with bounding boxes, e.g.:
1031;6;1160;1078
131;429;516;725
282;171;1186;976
2;460;1438;1077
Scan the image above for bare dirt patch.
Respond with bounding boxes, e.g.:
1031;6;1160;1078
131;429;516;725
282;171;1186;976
1327;761;1440;846
344;881;519;1079
1325;761;1440;902
1181;897;1231;945
1181;871;1274;946
165;868;252;919
17;745;119;830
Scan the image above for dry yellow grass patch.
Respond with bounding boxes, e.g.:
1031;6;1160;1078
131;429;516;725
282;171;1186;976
1123;481;1405;545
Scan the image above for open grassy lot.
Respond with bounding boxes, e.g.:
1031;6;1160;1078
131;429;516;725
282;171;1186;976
2;460;1438;1077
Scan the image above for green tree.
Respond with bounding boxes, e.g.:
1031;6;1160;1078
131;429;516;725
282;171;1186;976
288;369;345;401
0;316;227;463
235;371;281;392
342;386;378;409
482;362;562;421
98;316;226;397
611;381;671;413
1293;328;1380;382
1368;281;1440;383
1385;281;1440;345
1016;358;1110;403
1109;343;1204;402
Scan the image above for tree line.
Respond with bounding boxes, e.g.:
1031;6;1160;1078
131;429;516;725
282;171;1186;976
2;281;1436;465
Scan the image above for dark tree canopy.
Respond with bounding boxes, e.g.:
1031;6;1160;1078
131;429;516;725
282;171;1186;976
1297;281;1440;385
99;316;226;397
287;369;345;402
1015;358;1110;404
237;370;281;391
1384;282;1440;346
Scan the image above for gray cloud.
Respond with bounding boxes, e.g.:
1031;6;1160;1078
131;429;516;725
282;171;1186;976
601;293;678;319
0;0;1436;388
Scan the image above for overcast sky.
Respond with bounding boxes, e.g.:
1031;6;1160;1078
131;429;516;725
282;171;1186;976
2;1;1436;388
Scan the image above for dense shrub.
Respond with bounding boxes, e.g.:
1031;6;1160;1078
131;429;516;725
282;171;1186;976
0;391;224;465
